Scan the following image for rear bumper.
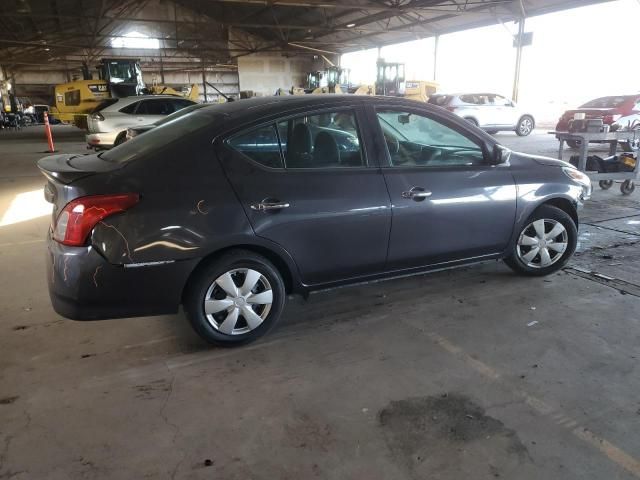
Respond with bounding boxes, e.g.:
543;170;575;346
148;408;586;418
46;232;199;320
86;131;119;149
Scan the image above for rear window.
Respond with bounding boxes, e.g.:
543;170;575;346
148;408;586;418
581;96;629;108
427;95;450;106
92;99;118;113
100;109;217;164
153;103;208;126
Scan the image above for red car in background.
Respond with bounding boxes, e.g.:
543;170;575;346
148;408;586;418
556;95;640;148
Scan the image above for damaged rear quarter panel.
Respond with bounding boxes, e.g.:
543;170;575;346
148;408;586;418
90;133;254;266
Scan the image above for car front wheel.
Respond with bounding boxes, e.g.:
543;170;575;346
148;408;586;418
504;205;577;276
184;250;286;347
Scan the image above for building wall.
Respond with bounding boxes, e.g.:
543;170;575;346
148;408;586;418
237;54;314;96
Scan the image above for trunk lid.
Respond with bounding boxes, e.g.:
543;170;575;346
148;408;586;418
38;153;121;184
562;108;615;119
37;153;123;223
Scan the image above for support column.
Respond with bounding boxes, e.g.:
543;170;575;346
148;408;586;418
433;35;439;82
512;16;525;102
202;63;207;103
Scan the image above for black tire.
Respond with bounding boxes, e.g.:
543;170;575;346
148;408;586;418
516;115;534;136
621;180;635;196
504;205;577;276
599;180;613;190
486;130;499;135
184;249;286;347
114;132;127;146
464;117;479;127
566;139;581;149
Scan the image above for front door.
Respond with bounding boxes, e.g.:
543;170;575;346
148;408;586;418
217;106;391;285
371;107;517;269
490;94;518;127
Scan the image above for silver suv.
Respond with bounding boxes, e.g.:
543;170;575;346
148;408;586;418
428;93;535;136
86;95;196;149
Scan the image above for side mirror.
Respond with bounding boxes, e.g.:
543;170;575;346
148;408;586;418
492;144;510;165
398;114;411;125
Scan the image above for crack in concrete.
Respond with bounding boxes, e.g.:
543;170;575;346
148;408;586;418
583;222;640;238
564;267;640;298
158;363;185;480
0;408;31;478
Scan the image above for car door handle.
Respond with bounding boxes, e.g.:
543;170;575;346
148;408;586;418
402;187;432;201
250;200;290;211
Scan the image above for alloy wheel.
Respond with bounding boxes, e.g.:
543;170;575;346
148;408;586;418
516;219;568;268
519;118;533;135
203;268;273;335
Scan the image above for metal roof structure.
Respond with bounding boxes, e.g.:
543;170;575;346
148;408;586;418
0;0;613;69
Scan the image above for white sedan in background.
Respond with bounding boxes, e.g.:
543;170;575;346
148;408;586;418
86;95;196;149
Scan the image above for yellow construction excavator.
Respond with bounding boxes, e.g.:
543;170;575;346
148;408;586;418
50;58;199;128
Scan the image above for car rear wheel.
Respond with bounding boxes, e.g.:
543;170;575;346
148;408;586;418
516;115;534;136
566;139;581;149
504;205;577;276
184;250;286;347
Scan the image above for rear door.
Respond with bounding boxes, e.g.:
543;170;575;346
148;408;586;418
217;105;391;285
370;105;517;269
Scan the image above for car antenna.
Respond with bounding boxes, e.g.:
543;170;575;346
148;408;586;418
206;82;234;102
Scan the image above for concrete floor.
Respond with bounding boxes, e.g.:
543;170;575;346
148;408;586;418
1;126;640;480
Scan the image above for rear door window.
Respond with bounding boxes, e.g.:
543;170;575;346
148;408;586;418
276;110;365;168
227;125;283;169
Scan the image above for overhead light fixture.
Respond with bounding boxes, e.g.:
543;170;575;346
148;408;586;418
346;23;356;28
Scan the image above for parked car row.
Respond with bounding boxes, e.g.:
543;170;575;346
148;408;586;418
39;94;592;346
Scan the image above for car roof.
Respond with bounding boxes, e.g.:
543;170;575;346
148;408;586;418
195;94;447;119
185;94;497;146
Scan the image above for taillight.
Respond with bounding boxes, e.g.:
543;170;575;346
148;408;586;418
53;193;139;246
90;112;104;121
602;114;621;124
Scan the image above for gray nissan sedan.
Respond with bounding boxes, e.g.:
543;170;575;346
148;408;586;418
38;95;591;346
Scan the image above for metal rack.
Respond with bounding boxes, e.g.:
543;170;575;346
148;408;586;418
551;130;639;195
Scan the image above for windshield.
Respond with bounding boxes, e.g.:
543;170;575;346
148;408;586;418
101;109;218;164
153;103;208;126
580;96;629;108
107;61;137;84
